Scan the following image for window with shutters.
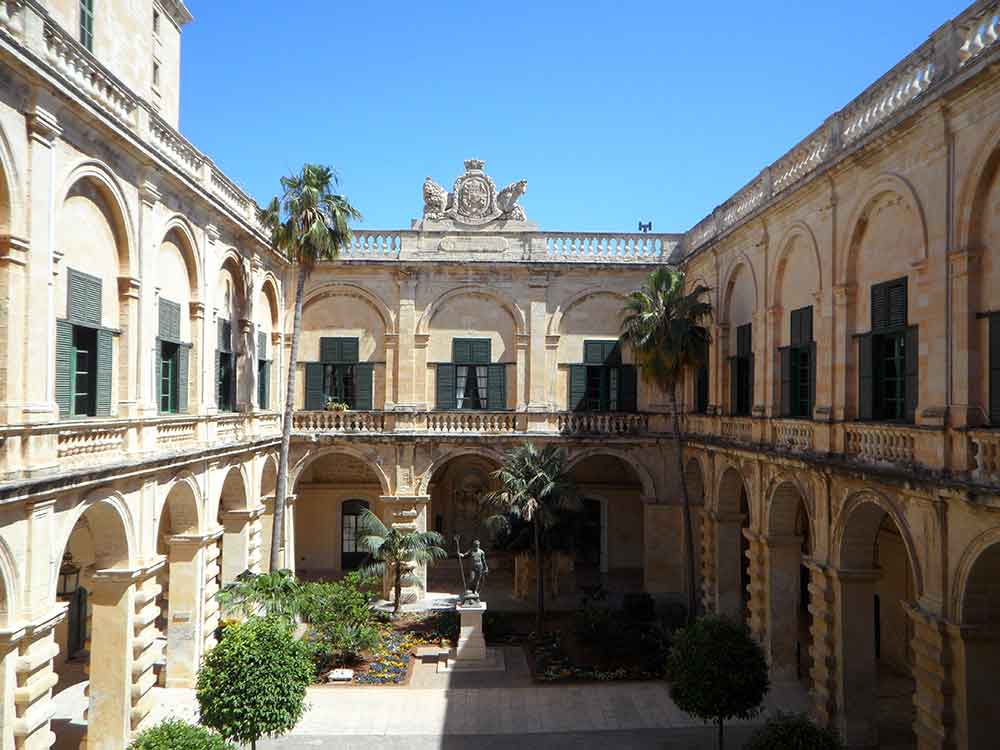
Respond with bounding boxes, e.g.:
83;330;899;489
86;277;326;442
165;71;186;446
158;298;188;414
990;313;1000;425
435;338;507;410
695;364;709;414
303;337;373;410
217;319;235;413
569;340;637;413
779;306;815;419
257;332;270;410
56;268;116;419
858;277;917;423
730;324;753;416
79;0;94;51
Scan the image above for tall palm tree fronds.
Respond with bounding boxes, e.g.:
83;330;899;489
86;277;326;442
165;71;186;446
215;569;302;624
356;510;447;614
484;442;579;636
620;267;712;622
259;165;362;572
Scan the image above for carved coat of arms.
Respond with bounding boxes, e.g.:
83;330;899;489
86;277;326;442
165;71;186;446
423;159;527;225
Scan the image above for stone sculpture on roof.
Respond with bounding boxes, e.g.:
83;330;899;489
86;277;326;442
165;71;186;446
422;159;528;225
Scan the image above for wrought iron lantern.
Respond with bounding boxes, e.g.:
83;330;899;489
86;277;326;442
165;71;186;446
57;552;81;597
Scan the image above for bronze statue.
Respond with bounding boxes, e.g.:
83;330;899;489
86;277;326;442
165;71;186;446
456;538;489;603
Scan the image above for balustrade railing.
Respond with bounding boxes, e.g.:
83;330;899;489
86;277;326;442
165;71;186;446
156;418;199;449
771;419;815;453
344;231;402;259
970;429;1000;482
557;412;649;435
683;1;1000;256
426;411;519;433
844;423;917;465
292;411;386;433
57;422;128;467
543;233;676;262
721;417;754;444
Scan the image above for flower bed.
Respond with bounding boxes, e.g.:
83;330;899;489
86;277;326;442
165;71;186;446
352;629;433;685
532;632;664;682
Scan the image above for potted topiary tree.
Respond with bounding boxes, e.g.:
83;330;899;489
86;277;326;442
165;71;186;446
665;615;770;750
196;618;314;750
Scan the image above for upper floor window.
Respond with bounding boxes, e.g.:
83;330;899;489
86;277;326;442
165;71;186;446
216;319;236;413
569;340;637;413
436;338;506;410
695;364;709;414
778;306;815;419
858;277;917;423
729;323;753;416
153;8;160;36
304;337;373;410
157;298;190;414
986;312;1000;426
79;0;94;52
56;269;114;418
258;332;270;410
153;61;161;88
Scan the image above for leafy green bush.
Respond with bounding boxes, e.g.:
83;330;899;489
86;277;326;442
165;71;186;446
197;617;314;750
215;569;301;624
129;720;235;750
298;572;376;627
745;713;844;750
425;609;459;641
666;616;770;750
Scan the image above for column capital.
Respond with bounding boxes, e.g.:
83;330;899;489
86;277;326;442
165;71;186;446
118;275;141;300
91;556;166;586
0;605;67;647
27;105;61;146
167;528;224;548
379;495;431;504
205;223;220;245
221;505;265;522
189;300;205;320
0;234;29;266
140;180;162;207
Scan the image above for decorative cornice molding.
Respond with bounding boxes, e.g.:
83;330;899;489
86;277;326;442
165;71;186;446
155;0;193;28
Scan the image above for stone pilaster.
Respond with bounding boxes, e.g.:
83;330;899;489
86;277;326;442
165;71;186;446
190;302;205;414
130;565;165;735
765;304;783;418
0;234;29;426
831;283;855;423
5;608;64;750
699;508;715;613
744;528;767;641
396;274;418;408
946;620;1000;750
382;333;397;408
526;273;549;410
904;604;955;750
805;559;838;727
763;533;804;680
162;532;218;688
117;275;143;421
830;566;880;748
219;507;264;584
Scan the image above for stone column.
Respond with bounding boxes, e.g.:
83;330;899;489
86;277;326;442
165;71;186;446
6;610;63;750
219;507;264;584
0;235;29;426
23;104;60;426
189;302;205;414
258;495;275;574
527;274;549;410
515;334;529;410
766;305;782;418
382;333;397;409
118;276;143;421
162;534;213;688
831;284;855;423
948;621;1000;750
805;560;838;729
831;567;880;748
85;571;137;750
283;495;296;574
396;275;418;408
763;534;804;680
903;604;953;750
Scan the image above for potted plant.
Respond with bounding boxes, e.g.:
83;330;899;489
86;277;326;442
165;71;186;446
325;398;350;412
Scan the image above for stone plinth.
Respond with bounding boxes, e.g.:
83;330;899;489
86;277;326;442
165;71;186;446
439;601;505;673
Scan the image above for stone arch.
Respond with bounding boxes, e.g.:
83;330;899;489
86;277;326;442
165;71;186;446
302;282;394;334
158;475;203;537
0;534;18;628
715;463;751;517
418;284;526;335
565;448;656;500
547;286;629;336
54;488;136;596
771;220;823;309
684;456;706;505
259;273;282;331
953;528;1000;624
833;489;923;595
59;160;136;278
260;452;278;499
765;475;814;539
417;446;506;496
720;253;759;323
0;119;23;237
291;446;391;495
217;250;249;311
218;464;251;516
840;172;929;286
159;215;202;299
957;120;1000;253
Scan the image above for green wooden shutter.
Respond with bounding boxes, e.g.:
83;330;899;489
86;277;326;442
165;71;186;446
569;365;587;411
808;342;816;419
452;339;470;363
729;357;738;415
790;309;802;347
472;339;491;364
991;314;1000;424
487;364;506;410
436;364;456;409
215;351;223;408
858;333;874;420
871;281;889;331
95;329;113;416
305;363;325;410
258;331;267;359
748;353;755;414
155;338;164;413
355;363;374;410
905;325;919;424
584;341;606;365
320;337;339;363
889;279;908;328
341;338;359;364
696;364;709;413
55;320;74;418
178;344;190;413
619;365;638;413
779;346;793;418
802;306;813;343
67;269;102;326
605;341;622;365
159;299;181;341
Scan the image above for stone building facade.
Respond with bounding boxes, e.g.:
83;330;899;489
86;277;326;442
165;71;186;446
0;1;997;749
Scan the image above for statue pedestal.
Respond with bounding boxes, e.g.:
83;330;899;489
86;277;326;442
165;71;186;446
438;601;505;673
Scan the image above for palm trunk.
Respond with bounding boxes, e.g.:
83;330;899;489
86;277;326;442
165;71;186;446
270;264;308;572
534;514;545;636
671;383;697;623
394;563;402;614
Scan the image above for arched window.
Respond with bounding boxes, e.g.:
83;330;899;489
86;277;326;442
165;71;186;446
342;500;370;570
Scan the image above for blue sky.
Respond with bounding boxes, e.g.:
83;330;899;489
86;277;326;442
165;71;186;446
180;1;968;233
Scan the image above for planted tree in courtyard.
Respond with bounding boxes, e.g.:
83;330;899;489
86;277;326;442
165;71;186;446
197;617;314;750
356;509;448;614
666;615;769;750
259;165;362;571
485;442;579;636
621;268;711;621
215;568;302;624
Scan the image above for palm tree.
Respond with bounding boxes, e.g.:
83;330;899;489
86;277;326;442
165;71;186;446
356;510;448;614
620;268;711;622
259;165;361;572
485;442;578;636
215;569;302;624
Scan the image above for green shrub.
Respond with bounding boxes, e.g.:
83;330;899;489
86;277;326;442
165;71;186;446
197;617;314;750
745;713;844;750
666;616;770;750
128;719;234;750
298;572;376;627
484;610;515;639
215;569;301;624
623;592;656;622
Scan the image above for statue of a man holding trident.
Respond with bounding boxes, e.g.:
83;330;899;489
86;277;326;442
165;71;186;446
455;537;489;603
